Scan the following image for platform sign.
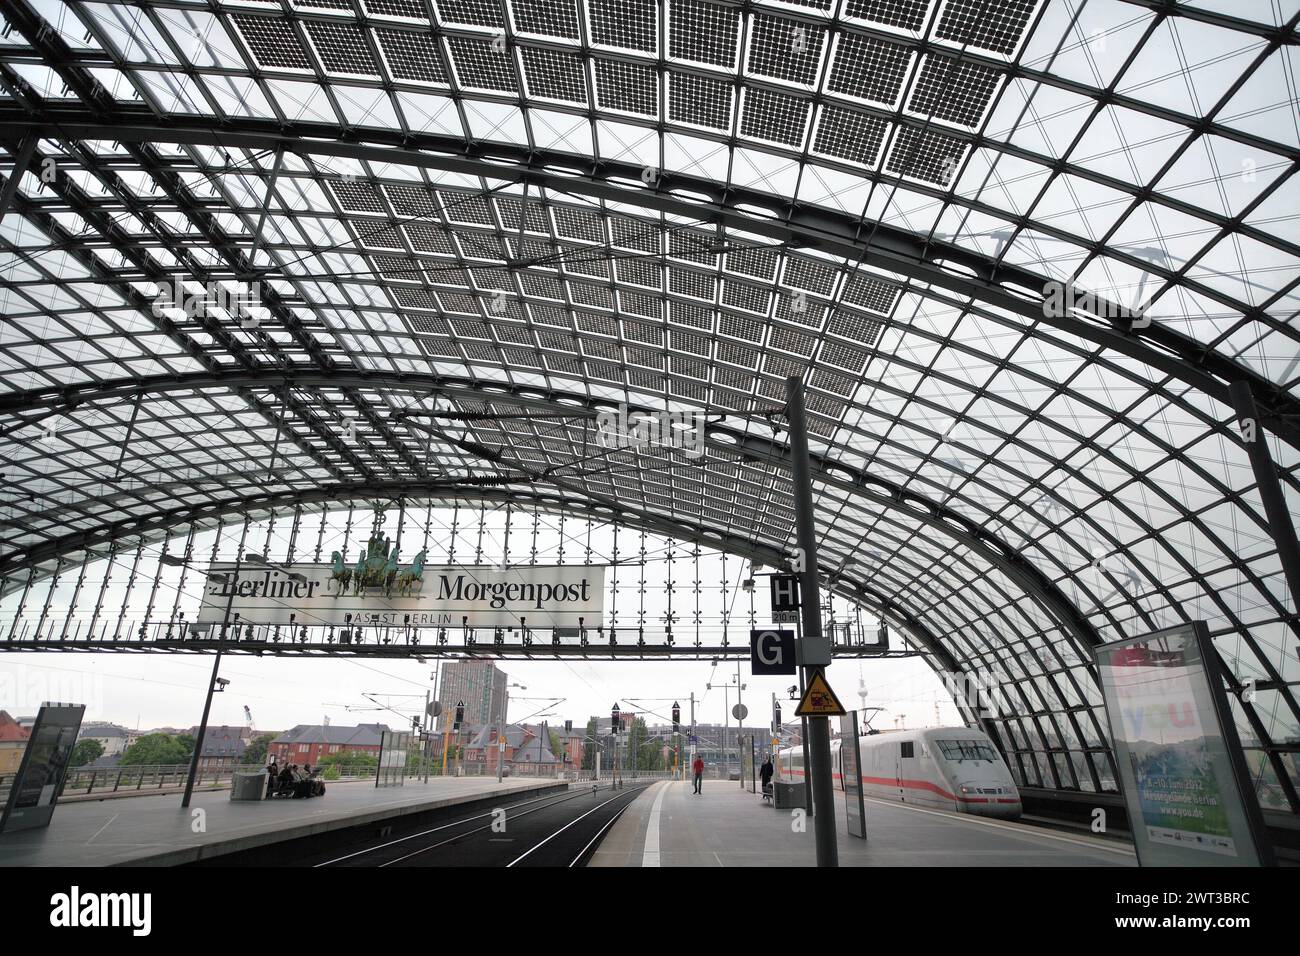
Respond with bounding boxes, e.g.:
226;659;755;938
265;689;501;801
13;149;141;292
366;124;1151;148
840;712;867;840
0;703;85;835
770;574;800;614
1096;623;1273;867
795;670;846;717
750;628;796;675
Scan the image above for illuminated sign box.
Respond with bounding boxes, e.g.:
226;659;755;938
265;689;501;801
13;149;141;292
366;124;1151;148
1095;623;1273;867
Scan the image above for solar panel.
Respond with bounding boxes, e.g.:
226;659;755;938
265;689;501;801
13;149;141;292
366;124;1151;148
668;72;733;130
843;0;929;30
436;0;505;28
330;180;386;213
589;0;657;52
669;0;740;68
832;308;883;345
770;327;817;357
595;59;658;115
668;302;713;329
521;46;587;102
908;53;1002;127
376;29;449;84
669;269;716;301
232;15;311;70
886;125;967;186
935;0;1037;56
511;0;580;38
812;105;889;166
740;88;810;147
829;33;912;104
721;281;770;314
842;273;901;314
366;0;428;19
615;259;663;290
447;36;518;92
304;20;380;76
783;256;838;295
746;14;825;87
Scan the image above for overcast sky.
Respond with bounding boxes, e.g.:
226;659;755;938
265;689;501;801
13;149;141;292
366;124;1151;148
0;648;959;736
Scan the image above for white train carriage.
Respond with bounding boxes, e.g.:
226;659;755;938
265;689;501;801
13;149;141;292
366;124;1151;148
775;727;1022;818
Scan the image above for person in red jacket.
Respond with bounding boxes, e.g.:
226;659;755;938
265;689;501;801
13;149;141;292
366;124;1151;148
692;755;705;794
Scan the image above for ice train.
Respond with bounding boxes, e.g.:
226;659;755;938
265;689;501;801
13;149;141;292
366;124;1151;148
775;727;1022;818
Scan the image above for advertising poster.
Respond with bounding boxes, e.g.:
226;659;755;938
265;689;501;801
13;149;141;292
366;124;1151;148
1096;623;1272;866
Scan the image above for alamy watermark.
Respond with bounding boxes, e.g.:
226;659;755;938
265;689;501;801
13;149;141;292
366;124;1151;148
1042;279;1150;328
939;669;1014;719
150;276;263;326
595;404;706;458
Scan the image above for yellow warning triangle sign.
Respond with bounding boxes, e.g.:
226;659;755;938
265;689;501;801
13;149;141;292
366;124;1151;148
795;670;846;717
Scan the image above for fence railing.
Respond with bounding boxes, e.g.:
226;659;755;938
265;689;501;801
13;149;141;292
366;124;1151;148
0;763;685;802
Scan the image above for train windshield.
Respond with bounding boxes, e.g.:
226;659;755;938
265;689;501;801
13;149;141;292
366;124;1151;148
935;739;997;763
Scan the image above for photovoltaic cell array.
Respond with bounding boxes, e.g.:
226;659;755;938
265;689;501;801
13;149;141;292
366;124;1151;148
588;0;657;51
669;0;740;68
908;53;1002;126
936;0;1037;55
233;15;311;69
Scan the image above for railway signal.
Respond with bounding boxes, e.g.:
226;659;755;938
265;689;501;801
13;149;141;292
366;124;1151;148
672;701;680;734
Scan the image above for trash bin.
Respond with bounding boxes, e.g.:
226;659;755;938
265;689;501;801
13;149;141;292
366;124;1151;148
772;781;806;810
230;771;266;801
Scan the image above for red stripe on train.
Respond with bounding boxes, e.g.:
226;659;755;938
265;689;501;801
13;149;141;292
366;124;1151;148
785;768;1018;806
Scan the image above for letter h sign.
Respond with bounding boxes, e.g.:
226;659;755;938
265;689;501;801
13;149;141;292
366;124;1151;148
770;574;800;624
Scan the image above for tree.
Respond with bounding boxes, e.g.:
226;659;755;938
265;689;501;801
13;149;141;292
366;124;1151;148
240;733;275;766
119;733;189;766
582;718;597;770
70;739;104;767
318;749;378;780
175;733;196;759
548;730;564;764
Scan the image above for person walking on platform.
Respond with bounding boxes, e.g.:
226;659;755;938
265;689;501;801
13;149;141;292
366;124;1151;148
760;756;774;797
692;755;704;794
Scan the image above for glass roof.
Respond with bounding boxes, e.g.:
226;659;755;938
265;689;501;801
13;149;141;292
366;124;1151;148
0;0;1297;804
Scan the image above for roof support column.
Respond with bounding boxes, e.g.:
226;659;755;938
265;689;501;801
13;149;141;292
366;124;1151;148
1228;380;1300;622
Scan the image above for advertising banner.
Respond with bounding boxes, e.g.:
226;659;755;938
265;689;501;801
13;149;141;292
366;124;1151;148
197;563;604;630
1095;623;1273;866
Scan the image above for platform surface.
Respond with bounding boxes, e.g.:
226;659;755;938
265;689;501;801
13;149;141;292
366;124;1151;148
0;776;566;867
590;779;1136;867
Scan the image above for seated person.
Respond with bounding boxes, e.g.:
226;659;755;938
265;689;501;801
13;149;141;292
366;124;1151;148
276;764;295;794
292;764;313;798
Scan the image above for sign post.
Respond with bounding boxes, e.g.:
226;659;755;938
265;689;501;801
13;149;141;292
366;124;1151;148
786;374;839;867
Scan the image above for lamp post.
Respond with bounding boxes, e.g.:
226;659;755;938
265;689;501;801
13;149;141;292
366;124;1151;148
707;668;745;779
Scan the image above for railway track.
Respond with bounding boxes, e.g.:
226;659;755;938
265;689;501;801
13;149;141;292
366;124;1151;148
313;781;651;868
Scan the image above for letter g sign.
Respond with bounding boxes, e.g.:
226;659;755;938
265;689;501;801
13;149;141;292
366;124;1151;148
750;628;796;675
